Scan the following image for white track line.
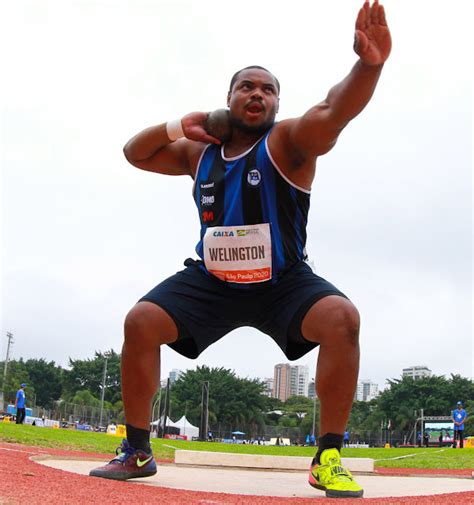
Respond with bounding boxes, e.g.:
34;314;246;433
0;446;48;454
375;449;445;462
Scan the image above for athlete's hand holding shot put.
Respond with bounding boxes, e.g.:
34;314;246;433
90;1;391;498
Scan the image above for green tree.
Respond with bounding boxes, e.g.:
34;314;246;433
72;389;101;407
461;400;473;435
348;399;379;431
299;405;319;439
264;397;284;426
274;396;316;438
281;395;314;420
24;359;62;409
170;366;269;428
62;350;121;404
375;375;474;431
0;359;31;406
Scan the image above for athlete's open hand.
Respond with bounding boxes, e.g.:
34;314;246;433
354;0;391;66
181;111;221;145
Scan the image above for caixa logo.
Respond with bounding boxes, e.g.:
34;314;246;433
213;230;234;237
201;195;215;206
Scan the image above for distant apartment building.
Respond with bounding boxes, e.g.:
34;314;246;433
402;366;432;380
273;363;291;401
292;365;309;397
263;377;274;397
354;379;379;402
354;382;363;401
169;368;183;384
273;363;310;401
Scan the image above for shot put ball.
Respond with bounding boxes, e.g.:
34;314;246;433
205;108;233;143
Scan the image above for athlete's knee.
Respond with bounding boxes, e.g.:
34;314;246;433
333;301;360;346
303;296;360;346
124;301;178;347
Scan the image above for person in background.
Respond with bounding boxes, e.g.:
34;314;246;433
452;401;467;449
15;383;27;425
343;430;350;447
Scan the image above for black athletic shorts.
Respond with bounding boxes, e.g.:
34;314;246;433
139;258;347;360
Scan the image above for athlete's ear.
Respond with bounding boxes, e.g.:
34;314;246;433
227;91;231;107
277;97;280;114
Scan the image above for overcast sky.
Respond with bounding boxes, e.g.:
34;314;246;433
1;0;472;391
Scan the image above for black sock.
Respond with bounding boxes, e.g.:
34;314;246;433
126;424;151;453
312;433;343;465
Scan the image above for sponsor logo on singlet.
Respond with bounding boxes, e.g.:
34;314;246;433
201;195;215;205
202;211;214;222
213;230;234;237
247;168;261;187
200;182;215;189
237;229;259;236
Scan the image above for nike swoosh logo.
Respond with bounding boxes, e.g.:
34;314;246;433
136;456;153;468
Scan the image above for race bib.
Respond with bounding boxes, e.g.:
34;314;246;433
203;223;272;284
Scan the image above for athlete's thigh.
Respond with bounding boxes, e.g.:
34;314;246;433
255;261;347;359
139;259;244;359
125;301;179;345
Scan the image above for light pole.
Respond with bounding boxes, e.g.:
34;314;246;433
151;390;162;436
99;353;110;427
183;401;188;437
311;395;317;437
161;379;171;438
0;332;14;411
200;381;210;441
2;332;14;388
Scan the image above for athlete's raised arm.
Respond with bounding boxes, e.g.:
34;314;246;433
123;111;221;176
276;1;391;166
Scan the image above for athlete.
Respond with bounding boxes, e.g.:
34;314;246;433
90;1;391;498
452;401;467;449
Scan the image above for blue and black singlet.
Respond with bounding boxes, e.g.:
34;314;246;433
193;128;311;284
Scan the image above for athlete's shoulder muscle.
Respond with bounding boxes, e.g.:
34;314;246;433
267;120;316;191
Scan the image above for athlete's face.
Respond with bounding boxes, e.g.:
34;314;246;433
227;68;279;135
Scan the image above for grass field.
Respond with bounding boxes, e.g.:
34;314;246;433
1;423;473;469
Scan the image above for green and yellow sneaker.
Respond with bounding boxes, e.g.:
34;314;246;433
308;448;363;498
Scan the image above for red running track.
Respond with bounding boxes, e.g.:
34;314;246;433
1;443;472;505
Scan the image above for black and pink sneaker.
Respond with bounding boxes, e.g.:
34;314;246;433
89;439;157;481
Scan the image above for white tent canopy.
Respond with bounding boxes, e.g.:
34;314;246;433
150;415;174;427
172;415;199;439
150;415;199;439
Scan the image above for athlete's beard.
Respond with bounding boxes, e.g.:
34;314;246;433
230;115;275;136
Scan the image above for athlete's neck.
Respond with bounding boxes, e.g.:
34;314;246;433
223;129;268;158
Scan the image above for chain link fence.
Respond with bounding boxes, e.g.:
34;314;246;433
24;402;415;447
206;424;414;447
29;402;124;428
208;423;304;443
